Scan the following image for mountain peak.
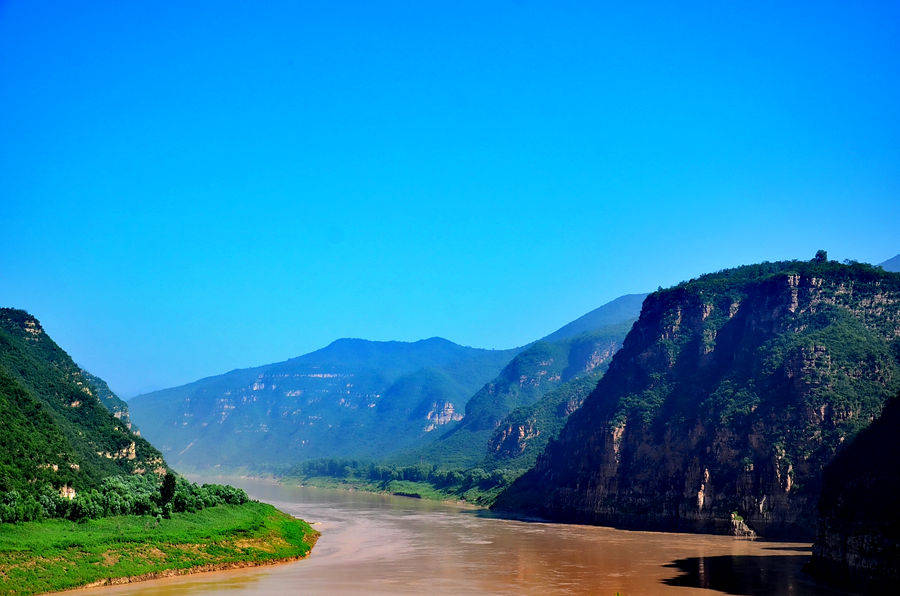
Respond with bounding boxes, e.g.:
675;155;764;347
879;254;900;272
541;293;647;343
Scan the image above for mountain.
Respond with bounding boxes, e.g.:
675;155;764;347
482;373;602;471
811;391;900;588
495;259;900;539
400;295;647;468
408;326;632;468
128;338;518;470
0;308;166;499
880;253;900;272
539;294;646;343
80;369;134;429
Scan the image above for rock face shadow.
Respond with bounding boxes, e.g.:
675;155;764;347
661;554;852;595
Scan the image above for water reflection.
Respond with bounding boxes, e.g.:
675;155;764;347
662;554;849;595
70;478;839;595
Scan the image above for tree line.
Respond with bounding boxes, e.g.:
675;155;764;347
289;458;521;493
0;473;249;524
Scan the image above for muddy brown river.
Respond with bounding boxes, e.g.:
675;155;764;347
73;478;844;595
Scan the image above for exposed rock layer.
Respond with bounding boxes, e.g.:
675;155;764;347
495;261;900;539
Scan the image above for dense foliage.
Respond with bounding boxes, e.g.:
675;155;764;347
0;473;248;523
0;309;252;532
0;309;167;503
288;459;522;504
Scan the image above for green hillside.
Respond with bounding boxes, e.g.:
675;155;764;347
496;258;900;538
482;373;603;471
406;326;632;468
81;369;134;428
0;309;166;504
129;337;519;470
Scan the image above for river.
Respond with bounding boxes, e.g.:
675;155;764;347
73;478;845;595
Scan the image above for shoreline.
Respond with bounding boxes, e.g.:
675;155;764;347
61;533;319;593
186;471;486;509
290;477;483;509
0;503;318;595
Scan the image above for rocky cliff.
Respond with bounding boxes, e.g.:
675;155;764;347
494;260;900;538
810;392;899;588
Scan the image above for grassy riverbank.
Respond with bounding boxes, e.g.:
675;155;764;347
0;502;318;594
292;474;506;506
284;460;527;506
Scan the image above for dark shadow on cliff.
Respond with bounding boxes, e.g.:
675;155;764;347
662;554;854;595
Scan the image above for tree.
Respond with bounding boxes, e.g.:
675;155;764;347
815;250;828;263
160;472;176;506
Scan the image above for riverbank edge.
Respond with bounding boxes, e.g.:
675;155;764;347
61;532;320;593
284;475;489;508
0;503;319;594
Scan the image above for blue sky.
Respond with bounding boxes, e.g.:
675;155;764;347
1;1;898;396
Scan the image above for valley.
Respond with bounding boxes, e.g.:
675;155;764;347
2;254;898;593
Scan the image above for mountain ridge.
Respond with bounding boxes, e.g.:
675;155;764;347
0;308;167;502
494;259;900;539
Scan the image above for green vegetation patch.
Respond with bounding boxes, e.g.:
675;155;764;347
289;460;522;505
0;502;318;594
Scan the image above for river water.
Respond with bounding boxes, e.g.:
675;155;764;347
74;478;844;595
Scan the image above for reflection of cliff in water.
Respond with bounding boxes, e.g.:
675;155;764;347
662;553;853;595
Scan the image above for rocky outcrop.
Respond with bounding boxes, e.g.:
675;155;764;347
810;393;900;588
495;260;900;539
423;401;463;431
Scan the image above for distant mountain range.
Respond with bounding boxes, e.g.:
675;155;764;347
401;318;636;469
880;253;900;272
0;309;166;500
129;338;516;469
128;295;646;471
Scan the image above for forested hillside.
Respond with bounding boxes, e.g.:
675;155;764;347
406;324;633;468
0;309;167;518
129;338;519;469
496;258;900;539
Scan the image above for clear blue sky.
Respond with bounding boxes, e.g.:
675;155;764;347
1;1;898;396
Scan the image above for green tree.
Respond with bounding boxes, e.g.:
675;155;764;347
160;472;176;506
815;249;828;263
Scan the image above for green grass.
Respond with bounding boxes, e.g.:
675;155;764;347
0;502;318;594
295;475;509;506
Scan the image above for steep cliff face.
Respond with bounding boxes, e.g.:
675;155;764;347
484;374;601;470
495;261;900;538
810;392;900;588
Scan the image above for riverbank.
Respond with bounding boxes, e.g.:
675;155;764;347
0;502;318;594
289;474;498;506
